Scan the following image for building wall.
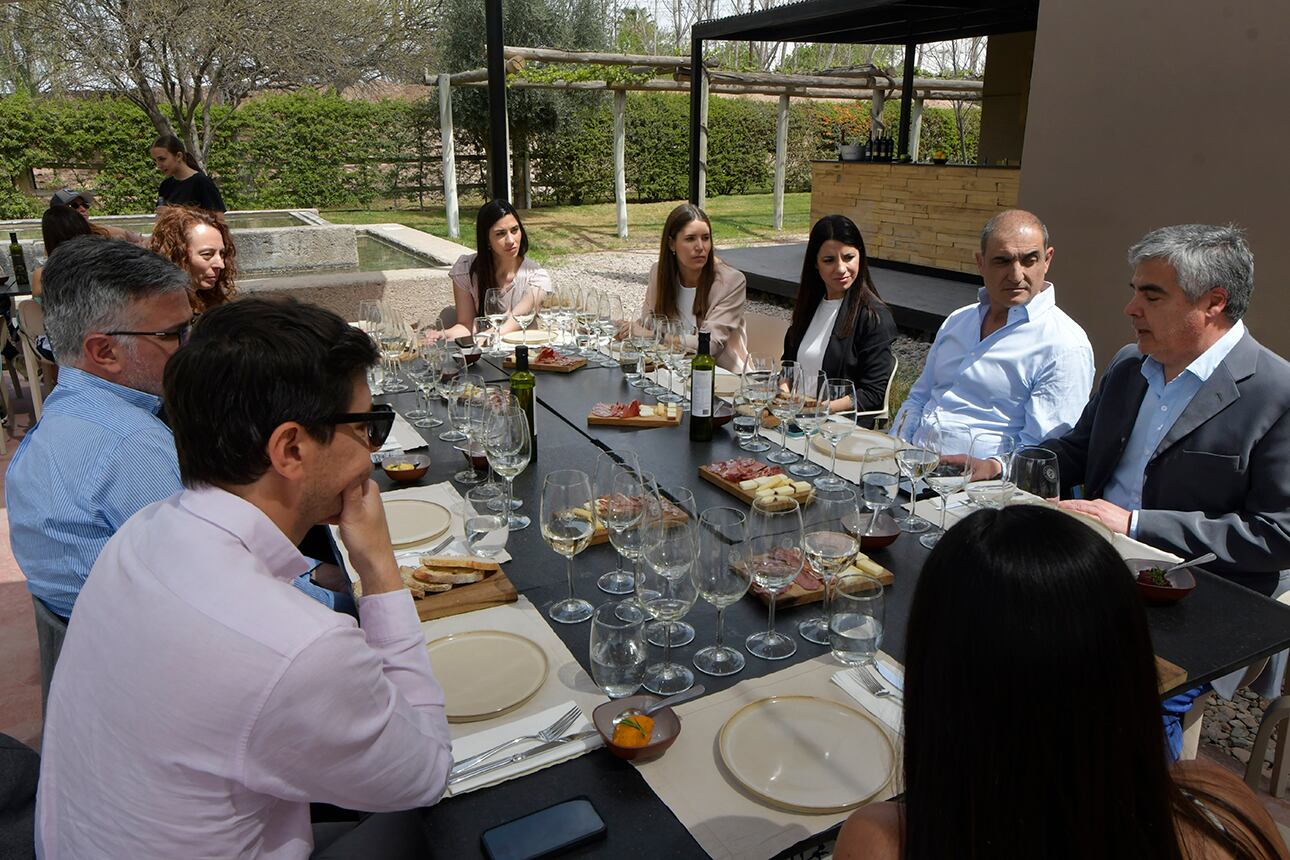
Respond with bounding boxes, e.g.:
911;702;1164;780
1019;0;1290;368
978;31;1035;166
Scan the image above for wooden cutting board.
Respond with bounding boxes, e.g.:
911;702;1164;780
746;557;895;609
1155;655;1187;694
698;465;814;507
588;407;682;429
412;566;518;622
568;497;690;546
502;354;587;373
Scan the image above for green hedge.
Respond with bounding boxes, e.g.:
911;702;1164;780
0;90;980;218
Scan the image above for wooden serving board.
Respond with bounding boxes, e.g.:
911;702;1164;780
745;558;895;609
1155;655;1187;694
502;355;587;373
413;565;519;622
698;465;814;507
570;498;690;546
588;409;682;429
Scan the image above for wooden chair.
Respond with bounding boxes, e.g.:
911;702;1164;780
15;298;55;421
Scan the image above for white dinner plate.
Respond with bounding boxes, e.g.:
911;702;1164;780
426;631;549;723
383;498;451;547
718;695;895;814
810;426;899;462
500;329;554;346
714;373;741;398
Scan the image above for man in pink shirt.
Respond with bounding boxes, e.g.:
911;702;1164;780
36;297;452;859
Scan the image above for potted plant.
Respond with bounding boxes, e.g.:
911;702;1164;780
840;135;863;162
931;148;949;165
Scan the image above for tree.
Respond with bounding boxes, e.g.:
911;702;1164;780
31;0;425;169
0;1;65;95
917;38;986;162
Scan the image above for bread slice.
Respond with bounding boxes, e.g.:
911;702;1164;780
418;555;498;572
413;567;487;585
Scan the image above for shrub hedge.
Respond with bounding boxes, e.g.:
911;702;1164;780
0;89;980;218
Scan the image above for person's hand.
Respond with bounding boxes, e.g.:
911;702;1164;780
940;453;1002;481
1058;498;1132;535
336;478;402;595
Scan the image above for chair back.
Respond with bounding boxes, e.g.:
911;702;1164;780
16;298;44;339
437;304;457;331
856;357;900;424
743;312;788;363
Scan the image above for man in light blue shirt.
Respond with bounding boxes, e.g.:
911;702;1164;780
6;237;349;621
893;210;1094;448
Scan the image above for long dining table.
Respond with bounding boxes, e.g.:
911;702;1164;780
371;351;1290;859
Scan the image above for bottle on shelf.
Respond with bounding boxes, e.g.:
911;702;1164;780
510;345;537;461
8;232;29;288
688;331;716;442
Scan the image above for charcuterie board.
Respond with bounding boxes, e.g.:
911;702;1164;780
568;495;690;546
502;346;587;373
588;400;682;429
740;554;894;609
699;459;814;507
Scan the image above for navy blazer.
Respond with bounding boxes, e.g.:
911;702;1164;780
1040;331;1290;584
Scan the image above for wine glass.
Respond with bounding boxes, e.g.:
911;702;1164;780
483;398;531;530
594;293;620;367
815;378;858;489
766;361;805;465
590;600;647;698
511;283;539;337
473;315;497;358
1012;446;1060;501
692;507;750;676
745;496;804;660
593;451;644;595
739;359;776;454
462;384;505;496
377;303;409;393
788;369;828;477
358;299;381;336
965;431;1017;509
859;446;900;535
483;288;509;355
891;408;935;533
919;418;973;549
445;374;483;479
797;486;862;645
540;470;596;624
434;348;468;441
463;484;509;558
638;486;698;695
403;348;431;422
643;486;697;648
642;314;668;397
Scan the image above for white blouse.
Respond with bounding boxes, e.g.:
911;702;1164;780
675;285;698;331
448;254;553;319
798;298;843;381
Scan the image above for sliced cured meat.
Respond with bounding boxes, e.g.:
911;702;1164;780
591;402;615;417
622;400;640;418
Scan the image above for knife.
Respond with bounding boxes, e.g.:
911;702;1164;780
876;662;905;695
447;730;599;786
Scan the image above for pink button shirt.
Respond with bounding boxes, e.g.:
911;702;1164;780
36;487;452;859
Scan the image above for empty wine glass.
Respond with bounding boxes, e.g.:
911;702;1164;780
788;369;828;477
920;418;973;549
1012;446;1060;501
541;470;596;624
483;399;531;530
511;283;539;337
965;431;1017;509
766;361;805;465
797;486;861;645
590;600;647;698
739;359;776;454
483;288;509;355
891;408;935;533
594;451;644;595
644;485;697;648
745;496;804;660
815;378;858;489
691;507;750;677
638;486;698;695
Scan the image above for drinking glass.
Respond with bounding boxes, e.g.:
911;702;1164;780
920;419;973;549
459;384;503;492
540;470;596;624
668;342;693;409
594;293;620;367
643;486;697;648
788;370;828;477
797;486;862;645
891;408;935;533
624;313;650;387
1012;446;1060;501
403;349;431;421
731;393;759;450
483;400;531;530
620;325;643;385
590;600;647;698
573;289;598;357
691;507;750;676
766;361;805;465
739;359;776;454
860;446;900;535
483;288;509;355
745;496;804;660
830;572;884;666
473;315;497;356
445;373;482;476
377;304;409;393
359;299;381;336
965;431;1017;509
642;314;668;397
639;486;699;695
463;484;509;558
511;283;539;336
815;379;858;489
593;451;644;595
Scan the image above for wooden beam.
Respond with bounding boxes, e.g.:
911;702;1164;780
613;90;628;239
438;73;459;239
454;78;981;101
773;93;789;231
504;45;706;69
697;68;709;210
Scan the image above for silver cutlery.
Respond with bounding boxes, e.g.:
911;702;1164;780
853;664;900;700
394;533;454;563
1166;552;1216;572
448;729;599;785
450;705;582;775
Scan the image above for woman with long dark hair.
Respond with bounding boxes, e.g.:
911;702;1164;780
834;506;1288;860
639;203;748;371
150;134;225;213
31;205;92;298
782;215;896;413
442;199;551;340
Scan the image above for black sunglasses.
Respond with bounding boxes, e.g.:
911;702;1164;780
103;320;193;345
320;403;395;448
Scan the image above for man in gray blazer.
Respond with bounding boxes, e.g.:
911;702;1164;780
1042;224;1290;593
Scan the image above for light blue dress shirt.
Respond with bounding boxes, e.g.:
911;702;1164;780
5;367;348;618
893;285;1094;449
1103;321;1247;536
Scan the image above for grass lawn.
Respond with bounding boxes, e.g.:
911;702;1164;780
323;192;812;265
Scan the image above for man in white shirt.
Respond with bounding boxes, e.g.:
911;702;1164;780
892;210;1094;446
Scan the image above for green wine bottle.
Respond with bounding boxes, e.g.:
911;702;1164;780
509;344;537;461
8;232;29;288
689;330;716;442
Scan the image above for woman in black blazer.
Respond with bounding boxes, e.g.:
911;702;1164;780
782;215;897;416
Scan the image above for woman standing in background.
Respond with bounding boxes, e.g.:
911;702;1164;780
150;134;226;213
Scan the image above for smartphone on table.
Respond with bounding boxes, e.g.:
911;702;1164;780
479;797;606;860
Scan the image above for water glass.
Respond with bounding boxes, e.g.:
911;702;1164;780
1012;447;1060;501
463;485;509;558
590;600;648;698
830;572;884;666
966;431;1017;508
732;412;759;449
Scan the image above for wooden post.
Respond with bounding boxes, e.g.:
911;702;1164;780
484;0;509;201
613;89;628;239
911;96;925;162
697;68;709;210
521;147;532;209
773;93;789;230
438;74;460;239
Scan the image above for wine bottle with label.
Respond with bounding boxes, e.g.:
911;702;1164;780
8;232;29;287
510;345;537;461
689;331;716;442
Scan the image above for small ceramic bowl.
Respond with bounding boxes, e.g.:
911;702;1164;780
381;453;431;483
852;511;901;550
592;695;681;762
712;401;735;429
1125;558;1198;605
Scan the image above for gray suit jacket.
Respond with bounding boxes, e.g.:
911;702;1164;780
1040;331;1290;581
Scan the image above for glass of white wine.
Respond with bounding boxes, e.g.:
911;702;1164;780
540;470;596;624
798;486;862;645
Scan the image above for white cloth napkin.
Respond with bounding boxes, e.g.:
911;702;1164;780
445;700;602;796
374;412;427;457
831;658;904;734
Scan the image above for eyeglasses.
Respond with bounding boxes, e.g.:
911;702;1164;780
103;321;193;345
319;403;395;448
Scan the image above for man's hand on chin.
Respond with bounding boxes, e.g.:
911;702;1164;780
337;479;402;596
1057;498;1132;536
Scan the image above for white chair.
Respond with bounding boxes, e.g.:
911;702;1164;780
856;358;900;427
1247;695;1290;798
15;297;55;421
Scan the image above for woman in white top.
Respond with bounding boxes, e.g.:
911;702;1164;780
782;215;896;416
639;204;749;371
442;199;552;340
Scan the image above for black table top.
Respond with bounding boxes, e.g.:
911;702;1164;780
377;359;1290;858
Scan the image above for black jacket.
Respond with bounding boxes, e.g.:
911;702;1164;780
783;298;898;414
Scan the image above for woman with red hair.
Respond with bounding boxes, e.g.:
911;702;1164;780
149;205;237;313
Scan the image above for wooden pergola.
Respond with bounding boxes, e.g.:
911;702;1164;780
433;45;981;239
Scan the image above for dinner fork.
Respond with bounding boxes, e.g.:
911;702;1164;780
449;705;582;774
852;665;894;699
